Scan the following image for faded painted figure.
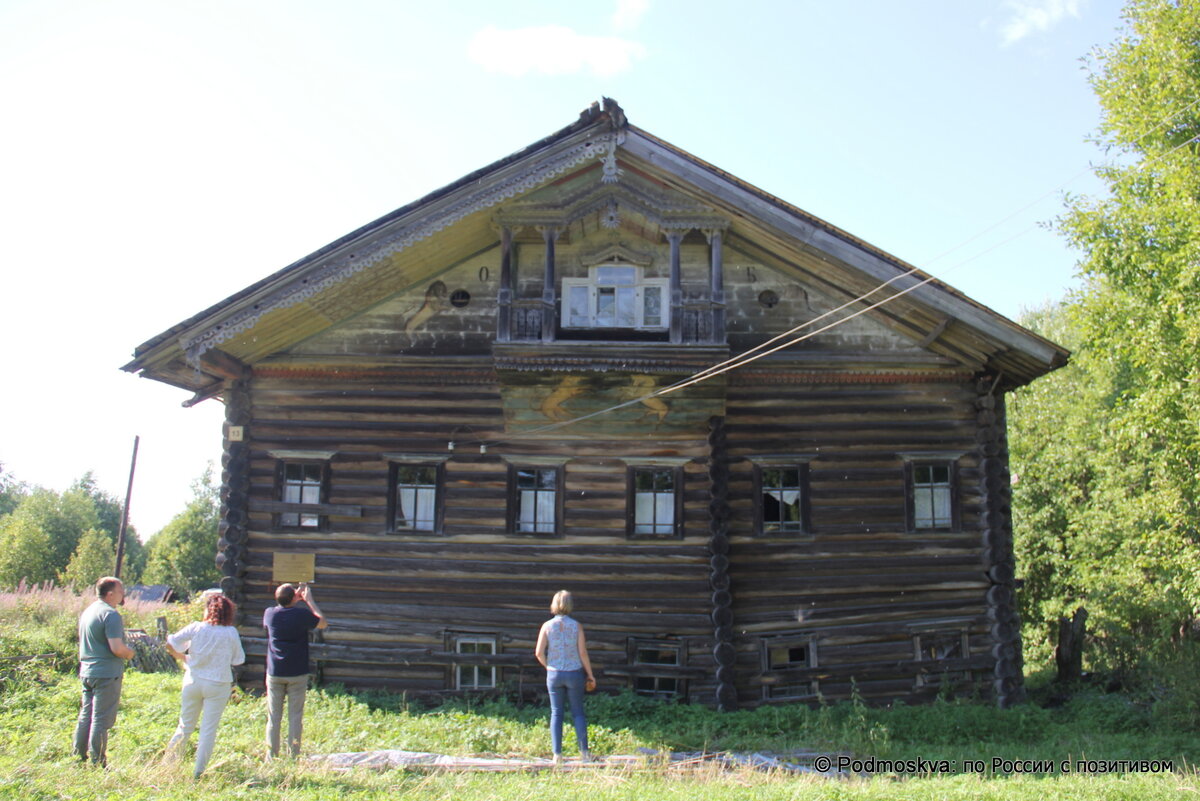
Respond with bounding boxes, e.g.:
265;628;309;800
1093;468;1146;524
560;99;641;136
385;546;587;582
165;593;246;778
534;590;596;764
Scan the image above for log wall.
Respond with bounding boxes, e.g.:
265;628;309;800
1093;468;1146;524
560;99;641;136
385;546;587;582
221;363;1016;707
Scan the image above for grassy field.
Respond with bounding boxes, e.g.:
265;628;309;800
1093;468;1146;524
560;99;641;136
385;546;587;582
2;585;1199;799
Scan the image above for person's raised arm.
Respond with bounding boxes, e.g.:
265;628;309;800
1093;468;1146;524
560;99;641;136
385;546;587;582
298;584;328;630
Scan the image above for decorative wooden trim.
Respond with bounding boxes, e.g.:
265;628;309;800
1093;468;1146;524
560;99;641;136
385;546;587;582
732;370;975;385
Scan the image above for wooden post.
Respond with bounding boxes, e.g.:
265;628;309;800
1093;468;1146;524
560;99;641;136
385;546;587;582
707;229;725;344
497;226;513;342
539;226;559;342
667;230;684;344
114;435;139;579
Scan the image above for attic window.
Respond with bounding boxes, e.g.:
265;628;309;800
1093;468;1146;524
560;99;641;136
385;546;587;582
561;265;668;330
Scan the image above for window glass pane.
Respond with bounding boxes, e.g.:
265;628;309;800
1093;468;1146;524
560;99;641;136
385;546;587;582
643;286;662;327
536;491;555;527
568;285;589;326
931;486;952;526
596;287;616;325
595;266;636;285
654;493;674;532
615;286;636;326
636;647;679;665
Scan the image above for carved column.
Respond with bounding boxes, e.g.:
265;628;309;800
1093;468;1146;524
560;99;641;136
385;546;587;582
216;379;251;618
708;416;738;711
497;226;513;343
706;229;726;344
667;230;684;344
976;380;1025;707
539;226;559;342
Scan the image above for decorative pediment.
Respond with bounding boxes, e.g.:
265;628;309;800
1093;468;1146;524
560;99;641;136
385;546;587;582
493;174;730;234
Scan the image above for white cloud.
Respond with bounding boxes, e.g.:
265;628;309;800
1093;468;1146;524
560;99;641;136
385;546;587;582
467;25;645;77
999;0;1084;45
612;0;650;31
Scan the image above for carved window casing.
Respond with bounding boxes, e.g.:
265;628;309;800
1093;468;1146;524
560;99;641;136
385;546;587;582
561;265;669;331
901;453;963;533
628;465;683;539
276;461;329;530
506;464;564;537
748;456;812;536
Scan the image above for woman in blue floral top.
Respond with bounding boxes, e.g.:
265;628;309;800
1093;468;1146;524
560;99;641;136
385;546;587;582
534;590;595;763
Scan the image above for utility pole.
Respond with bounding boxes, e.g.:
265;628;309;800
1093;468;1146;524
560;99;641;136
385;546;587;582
114;435;139;579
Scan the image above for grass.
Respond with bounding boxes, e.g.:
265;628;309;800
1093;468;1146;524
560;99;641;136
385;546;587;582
1;585;1199;799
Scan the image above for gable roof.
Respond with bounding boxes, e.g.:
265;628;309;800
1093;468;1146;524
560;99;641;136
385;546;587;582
124;98;1067;395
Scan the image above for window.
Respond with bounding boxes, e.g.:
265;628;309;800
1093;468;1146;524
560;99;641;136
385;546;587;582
902;455;961;532
508;465;562;536
761;637;818;700
455;636;496;690
632;641;683;699
279;462;325;528
561;264;669;330
390;464;440;533
629;466;681;538
912;629;970;688
750;458;811;535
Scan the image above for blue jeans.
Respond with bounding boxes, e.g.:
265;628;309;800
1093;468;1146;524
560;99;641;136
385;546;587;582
546;668;588;756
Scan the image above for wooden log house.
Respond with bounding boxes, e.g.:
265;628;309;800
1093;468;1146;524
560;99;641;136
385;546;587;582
124;99;1067;709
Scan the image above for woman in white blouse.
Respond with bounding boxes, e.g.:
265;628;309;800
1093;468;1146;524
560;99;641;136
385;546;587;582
165;592;245;778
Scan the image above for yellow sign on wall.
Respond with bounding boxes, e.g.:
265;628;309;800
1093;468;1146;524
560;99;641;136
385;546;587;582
272;552;315;583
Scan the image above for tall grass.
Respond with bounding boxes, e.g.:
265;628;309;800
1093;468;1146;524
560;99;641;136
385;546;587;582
1;589;1199;799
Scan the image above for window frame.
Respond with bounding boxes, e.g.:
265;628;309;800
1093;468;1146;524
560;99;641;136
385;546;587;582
748;456;813;537
453;635;498;691
629;638;685;700
901;452;963;533
505;462;565;538
759;635;820;701
626;463;685;540
384;455;448;535
273;458;331;532
560;264;670;332
910;626;971;689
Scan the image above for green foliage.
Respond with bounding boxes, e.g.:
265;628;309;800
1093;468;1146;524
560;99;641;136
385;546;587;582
0;516;57;588
0;462;27;517
70;472;147;582
59;528;117;591
142;467;221;598
1011;0;1200;675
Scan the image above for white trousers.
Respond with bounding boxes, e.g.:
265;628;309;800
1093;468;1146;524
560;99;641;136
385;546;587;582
167;674;232;777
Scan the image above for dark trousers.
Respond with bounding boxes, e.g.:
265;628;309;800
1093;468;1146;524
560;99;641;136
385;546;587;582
74;675;123;765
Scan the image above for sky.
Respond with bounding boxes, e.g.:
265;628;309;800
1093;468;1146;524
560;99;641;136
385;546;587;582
0;0;1126;538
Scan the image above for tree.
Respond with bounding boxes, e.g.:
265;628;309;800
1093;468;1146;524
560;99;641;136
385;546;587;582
0;515;56;588
70;473;146;583
2;487;101;576
1010;0;1200;672
142;467;221;598
60;528;117;591
0;462;27;518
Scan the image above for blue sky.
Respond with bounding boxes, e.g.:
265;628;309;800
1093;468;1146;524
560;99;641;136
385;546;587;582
0;0;1125;536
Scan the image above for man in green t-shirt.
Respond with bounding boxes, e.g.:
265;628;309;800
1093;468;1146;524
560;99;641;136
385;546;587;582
74;577;134;766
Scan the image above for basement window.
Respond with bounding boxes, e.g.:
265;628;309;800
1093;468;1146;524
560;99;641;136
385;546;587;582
631;640;684;699
761;636;818;700
455;636;497;690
